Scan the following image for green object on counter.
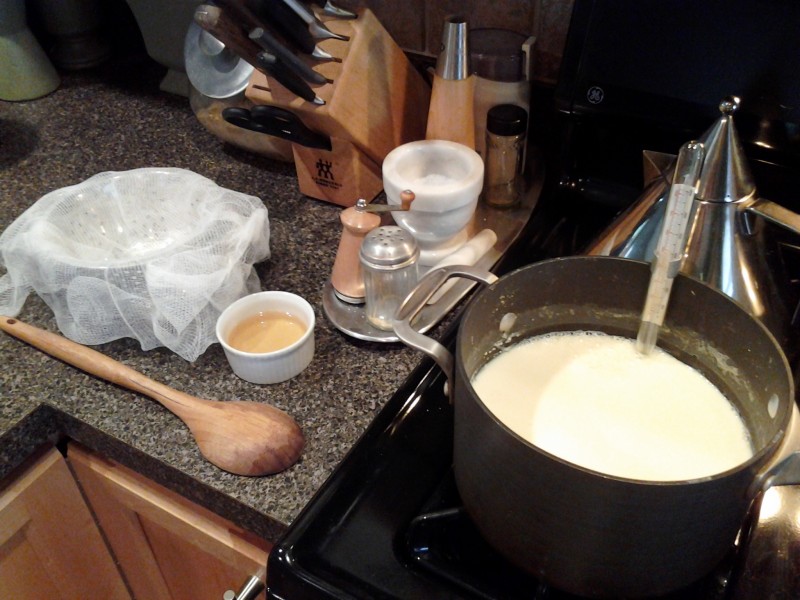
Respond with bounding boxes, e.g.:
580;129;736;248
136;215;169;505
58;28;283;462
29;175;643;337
0;0;60;101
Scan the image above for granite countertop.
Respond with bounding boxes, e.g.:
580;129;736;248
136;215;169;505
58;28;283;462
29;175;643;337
0;54;428;541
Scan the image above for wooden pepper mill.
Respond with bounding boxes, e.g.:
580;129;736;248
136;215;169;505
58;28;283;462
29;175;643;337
330;192;416;303
425;16;475;149
330;202;381;304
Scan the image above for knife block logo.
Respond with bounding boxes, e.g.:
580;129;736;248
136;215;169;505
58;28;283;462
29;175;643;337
314;158;341;190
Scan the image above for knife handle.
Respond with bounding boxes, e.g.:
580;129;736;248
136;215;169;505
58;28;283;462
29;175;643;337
251;105;332;149
215;0;263;31
194;4;263;68
218;0;331;87
249;27;328;85
249;0;317;55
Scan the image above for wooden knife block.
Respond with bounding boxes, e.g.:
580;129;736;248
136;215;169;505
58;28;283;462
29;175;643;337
245;8;430;206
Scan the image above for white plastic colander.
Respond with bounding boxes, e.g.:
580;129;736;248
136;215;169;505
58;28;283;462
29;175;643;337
0;168;270;361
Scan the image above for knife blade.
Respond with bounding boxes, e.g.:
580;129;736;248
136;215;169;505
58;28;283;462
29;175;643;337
248;26;330;85
212;0;328;101
195;4;324;105
309;0;357;19
280;0;350;41
247;0;339;61
256;50;325;105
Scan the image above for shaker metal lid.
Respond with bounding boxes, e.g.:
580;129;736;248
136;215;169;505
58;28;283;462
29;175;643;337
360;226;419;268
696;96;756;203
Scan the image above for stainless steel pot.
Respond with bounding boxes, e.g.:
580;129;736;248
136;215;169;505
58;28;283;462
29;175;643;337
395;256;800;598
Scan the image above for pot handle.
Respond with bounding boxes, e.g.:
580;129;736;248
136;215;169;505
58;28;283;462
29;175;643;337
393;264;498;400
748;405;800;497
732;407;800;598
753;451;800;491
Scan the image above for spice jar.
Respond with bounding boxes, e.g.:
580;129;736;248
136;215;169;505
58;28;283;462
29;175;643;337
359;226;420;331
483;103;528;208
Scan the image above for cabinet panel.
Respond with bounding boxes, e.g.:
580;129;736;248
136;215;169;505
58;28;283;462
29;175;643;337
0;448;130;600
68;444;270;600
0;524;62;599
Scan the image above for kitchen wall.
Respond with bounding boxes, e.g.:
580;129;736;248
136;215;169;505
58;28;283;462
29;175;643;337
332;0;575;85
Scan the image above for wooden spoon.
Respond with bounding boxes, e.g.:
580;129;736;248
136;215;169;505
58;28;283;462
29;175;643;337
0;316;305;476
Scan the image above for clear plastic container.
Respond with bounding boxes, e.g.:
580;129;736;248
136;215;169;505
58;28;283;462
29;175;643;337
469;28;532;158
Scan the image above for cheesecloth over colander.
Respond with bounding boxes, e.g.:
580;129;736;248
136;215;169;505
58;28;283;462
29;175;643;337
0;168;270;361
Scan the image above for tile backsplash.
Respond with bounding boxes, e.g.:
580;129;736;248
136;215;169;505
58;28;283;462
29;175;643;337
334;0;575;85
30;0;574;88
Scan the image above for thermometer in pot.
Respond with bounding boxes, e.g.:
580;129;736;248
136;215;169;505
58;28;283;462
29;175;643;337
636;141;705;355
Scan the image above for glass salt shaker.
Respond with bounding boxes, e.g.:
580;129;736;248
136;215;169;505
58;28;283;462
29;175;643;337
359;226;420;331
483;103;528;208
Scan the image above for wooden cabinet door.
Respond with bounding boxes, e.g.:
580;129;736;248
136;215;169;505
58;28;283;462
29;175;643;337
0;448;130;600
68;444;270;600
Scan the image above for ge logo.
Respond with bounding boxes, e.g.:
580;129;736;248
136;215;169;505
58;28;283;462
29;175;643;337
587;86;604;104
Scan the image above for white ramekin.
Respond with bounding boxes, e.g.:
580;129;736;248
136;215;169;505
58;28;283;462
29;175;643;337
216;291;315;384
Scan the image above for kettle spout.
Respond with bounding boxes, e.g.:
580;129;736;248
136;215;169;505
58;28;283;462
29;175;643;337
642;150;675;187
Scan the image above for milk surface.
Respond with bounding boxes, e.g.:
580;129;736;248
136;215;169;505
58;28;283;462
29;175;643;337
471;331;753;481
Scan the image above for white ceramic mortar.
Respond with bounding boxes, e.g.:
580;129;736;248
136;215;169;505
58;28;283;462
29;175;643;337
382;140;484;265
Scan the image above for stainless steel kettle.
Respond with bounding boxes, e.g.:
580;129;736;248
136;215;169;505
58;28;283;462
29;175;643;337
587;96;800;355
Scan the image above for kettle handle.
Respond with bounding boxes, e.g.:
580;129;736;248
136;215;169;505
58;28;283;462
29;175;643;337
393;264;498;400
745;197;800;236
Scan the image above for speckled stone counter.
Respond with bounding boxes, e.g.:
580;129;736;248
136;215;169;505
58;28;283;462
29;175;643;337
0;54;429;541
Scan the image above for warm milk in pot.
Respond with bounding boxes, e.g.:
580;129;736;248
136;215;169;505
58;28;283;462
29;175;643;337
471;331;754;481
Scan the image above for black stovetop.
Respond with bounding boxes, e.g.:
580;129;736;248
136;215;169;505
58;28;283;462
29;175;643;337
267;365;736;599
265;131;800;598
267;1;800;597
264;177;739;600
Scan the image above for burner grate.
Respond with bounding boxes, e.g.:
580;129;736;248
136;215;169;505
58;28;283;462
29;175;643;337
403;472;736;600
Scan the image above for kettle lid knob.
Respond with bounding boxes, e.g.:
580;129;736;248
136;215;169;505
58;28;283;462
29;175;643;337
696;95;756;204
719;95;740;115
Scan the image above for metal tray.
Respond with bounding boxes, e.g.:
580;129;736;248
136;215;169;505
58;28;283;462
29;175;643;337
323;161;543;342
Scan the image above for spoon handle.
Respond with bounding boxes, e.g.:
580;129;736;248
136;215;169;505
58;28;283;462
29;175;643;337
0;316;203;418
